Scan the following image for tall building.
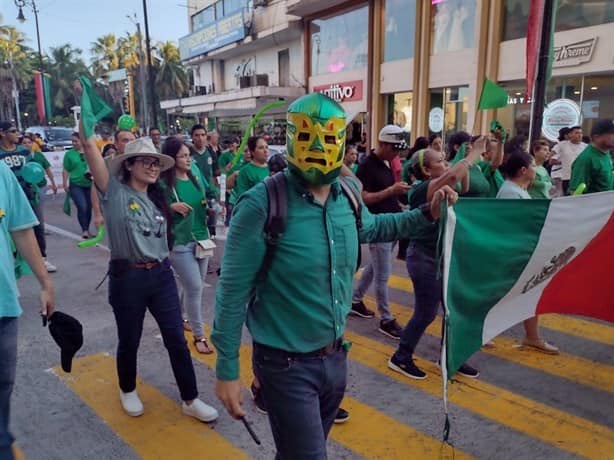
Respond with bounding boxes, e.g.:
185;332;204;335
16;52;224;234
162;0;614;146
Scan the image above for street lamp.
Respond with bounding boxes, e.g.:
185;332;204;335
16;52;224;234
14;0;47;125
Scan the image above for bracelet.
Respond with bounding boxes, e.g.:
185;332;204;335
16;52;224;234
460;159;473;169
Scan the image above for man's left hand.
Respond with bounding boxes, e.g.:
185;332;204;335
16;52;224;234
430;185;458;220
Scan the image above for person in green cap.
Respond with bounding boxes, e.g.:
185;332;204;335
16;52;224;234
212;93;458;459
568;119;614;195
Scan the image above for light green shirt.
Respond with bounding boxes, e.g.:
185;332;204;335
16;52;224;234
101;177;169;263
63;149;92;187
496;180;531;199
233;162;269;200
529;165;552;199
212;171;432;380
568;144;613;194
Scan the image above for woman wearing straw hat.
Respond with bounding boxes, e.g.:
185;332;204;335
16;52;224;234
78;127;219;423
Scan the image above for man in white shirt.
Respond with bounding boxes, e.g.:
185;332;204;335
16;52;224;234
550;126;586;196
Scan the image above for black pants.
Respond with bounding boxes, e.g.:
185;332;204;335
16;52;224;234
32;202;46;258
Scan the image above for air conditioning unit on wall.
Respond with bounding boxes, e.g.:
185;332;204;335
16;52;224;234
253;0;267;7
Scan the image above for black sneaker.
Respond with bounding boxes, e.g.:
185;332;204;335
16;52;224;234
350;300;375;318
250;382;267;414
457;363;480;379
378;318;403;339
387;355;426;380
334;407;350;424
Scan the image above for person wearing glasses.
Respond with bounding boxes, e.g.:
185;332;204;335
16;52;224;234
78;120;219;423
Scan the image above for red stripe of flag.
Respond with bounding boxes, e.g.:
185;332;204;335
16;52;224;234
526;0;546;98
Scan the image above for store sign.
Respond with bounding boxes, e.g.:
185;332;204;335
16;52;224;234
552;38;597;68
428;107;444;133
542;98;582;141
179;10;245;61
313;80;363;103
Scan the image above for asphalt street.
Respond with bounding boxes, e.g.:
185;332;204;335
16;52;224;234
9;192;614;459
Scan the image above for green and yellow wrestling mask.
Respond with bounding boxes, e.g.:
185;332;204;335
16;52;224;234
286;93;346;186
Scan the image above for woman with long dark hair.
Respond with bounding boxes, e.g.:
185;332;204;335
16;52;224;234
161;137;214;354
78;111;219;422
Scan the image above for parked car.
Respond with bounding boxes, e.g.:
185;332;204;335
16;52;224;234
25;126;74;151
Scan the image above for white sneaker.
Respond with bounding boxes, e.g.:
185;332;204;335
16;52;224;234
119;390;144;417
182;398;218;422
44;259;57;273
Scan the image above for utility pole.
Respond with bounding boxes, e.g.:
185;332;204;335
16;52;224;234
8;52;23;131
143;0;157;129
529;0;556;145
128;14;149;131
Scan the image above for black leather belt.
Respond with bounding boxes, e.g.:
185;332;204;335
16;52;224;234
254;338;344;359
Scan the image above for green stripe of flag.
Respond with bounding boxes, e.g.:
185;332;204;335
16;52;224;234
444;198;551;377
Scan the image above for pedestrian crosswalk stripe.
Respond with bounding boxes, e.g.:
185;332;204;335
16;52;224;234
343;329;614;459
191;329;472;460
384;272;614;346
54;353;248;459
363;296;614;393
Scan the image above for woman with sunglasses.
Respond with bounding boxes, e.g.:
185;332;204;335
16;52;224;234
161;137;214;354
78;120;219;422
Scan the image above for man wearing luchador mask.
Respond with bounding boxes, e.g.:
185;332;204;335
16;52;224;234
212;93;458;459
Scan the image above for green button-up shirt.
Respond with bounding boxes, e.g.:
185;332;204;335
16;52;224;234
212;172;432;380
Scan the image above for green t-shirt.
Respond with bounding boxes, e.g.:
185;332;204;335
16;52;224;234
30;151;51;187
568;144;613;194
477;160;504;197
163;170;210;246
529;165;552;199
407;180;439;256
63;149;92;187
233;162;270;200
218;151;235;172
350;163;358;174
0;145;39;205
100;177;169;263
191;147;219;198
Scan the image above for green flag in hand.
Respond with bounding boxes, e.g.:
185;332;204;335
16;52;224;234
477;78;509;110
79;76;112;139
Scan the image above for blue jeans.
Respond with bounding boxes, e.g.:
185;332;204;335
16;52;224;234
108;259;198;401
0;318;18;460
169;243;209;338
69;184;92;233
352;241;394;321
394;244;442;361
253;344;347;460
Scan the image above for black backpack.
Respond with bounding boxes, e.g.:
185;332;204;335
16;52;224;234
255;172;363;284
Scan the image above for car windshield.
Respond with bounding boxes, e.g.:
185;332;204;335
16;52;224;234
46;128;73;141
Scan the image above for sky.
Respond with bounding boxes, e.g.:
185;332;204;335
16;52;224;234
1;0;190;64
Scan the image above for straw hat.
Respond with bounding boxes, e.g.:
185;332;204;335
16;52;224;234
108;138;175;176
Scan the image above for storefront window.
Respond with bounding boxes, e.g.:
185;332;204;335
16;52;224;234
428;86;469;139
502;0;614;41
384;0;416;61
386;92;413;138
310;6;369;76
192;6;215;31
431;0;477;54
497;75;614;139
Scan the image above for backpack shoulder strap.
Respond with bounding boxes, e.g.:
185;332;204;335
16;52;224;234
338;176;362;230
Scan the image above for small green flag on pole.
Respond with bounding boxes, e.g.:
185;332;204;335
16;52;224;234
79;76;112;139
477;78;509;110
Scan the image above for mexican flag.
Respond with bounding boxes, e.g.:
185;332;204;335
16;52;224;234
443;193;614;378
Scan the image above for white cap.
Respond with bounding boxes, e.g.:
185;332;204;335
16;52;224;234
378;124;405;143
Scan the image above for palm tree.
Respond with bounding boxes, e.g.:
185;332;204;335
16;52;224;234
47;44;90;115
117;32;141;71
0;25;31;122
155;41;189;100
90;34;119;78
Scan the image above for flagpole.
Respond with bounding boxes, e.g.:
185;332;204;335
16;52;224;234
529;0;555;145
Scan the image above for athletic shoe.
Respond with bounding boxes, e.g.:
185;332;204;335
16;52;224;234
457;363;480;378
350;300;375;318
81;231;90;239
44;259;57;273
182;398;219;422
379;319;403;339
388;355;426;380
250;382;267;414
119;390;144;417
334;407;350;424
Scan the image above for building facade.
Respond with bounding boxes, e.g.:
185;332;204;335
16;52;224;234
164;0;614;146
